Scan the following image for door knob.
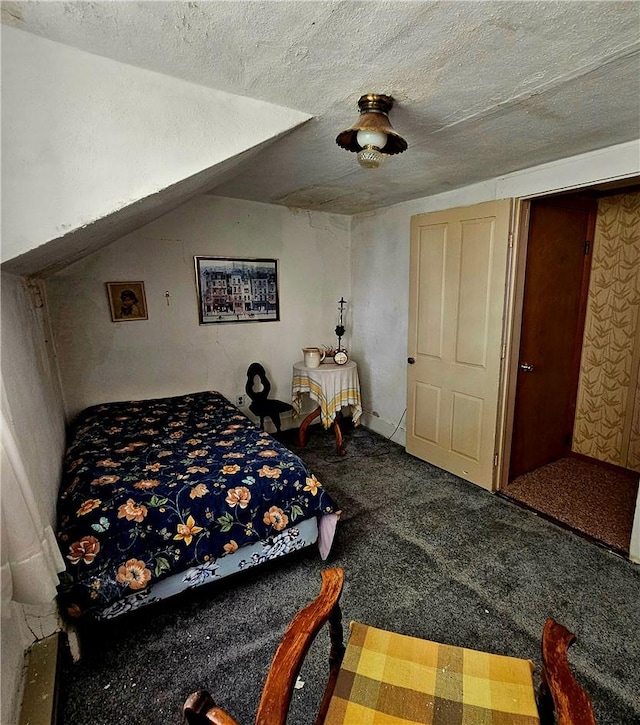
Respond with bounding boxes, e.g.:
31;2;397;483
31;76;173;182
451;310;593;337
407;357;416;364
519;362;534;372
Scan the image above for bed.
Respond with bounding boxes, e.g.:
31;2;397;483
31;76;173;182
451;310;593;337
56;390;340;620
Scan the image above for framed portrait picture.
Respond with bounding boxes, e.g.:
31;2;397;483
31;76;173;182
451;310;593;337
106;282;148;322
194;257;280;324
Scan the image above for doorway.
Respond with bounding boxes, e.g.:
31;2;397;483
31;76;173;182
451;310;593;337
502;185;640;554
509;193;595;480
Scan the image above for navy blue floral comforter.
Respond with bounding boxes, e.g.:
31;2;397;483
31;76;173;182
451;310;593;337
56;391;338;618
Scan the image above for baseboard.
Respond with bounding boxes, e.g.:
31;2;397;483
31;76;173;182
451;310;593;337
361;412;406;447
19;633;62;725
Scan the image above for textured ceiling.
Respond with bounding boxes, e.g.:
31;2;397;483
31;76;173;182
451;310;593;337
4;0;640;215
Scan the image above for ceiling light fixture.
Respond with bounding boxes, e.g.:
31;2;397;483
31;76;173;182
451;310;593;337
336;94;407;169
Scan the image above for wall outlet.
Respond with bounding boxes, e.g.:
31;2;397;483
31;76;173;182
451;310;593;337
236;395;245;407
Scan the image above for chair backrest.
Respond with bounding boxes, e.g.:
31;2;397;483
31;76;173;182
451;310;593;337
184;569;596;725
255;568;344;725
245;363;271;403
184;568;345;725
541;619;597;725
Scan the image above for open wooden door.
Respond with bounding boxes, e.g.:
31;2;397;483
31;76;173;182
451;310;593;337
509;194;597;480
406;200;513;490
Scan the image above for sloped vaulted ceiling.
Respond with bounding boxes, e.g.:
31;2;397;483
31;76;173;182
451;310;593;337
1;25;312;275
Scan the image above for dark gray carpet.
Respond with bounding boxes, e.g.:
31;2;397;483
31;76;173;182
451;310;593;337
60;426;640;724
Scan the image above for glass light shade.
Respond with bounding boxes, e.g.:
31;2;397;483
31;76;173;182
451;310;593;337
336;95;407;165
357;147;385;169
356;128;387;151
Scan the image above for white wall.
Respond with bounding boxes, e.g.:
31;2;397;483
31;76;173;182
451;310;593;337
1;274;67;525
1;26;310;266
1;273;67;725
350;141;640;444
45;196;351;422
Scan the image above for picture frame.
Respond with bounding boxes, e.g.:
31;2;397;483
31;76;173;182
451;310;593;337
194;256;280;324
106;281;148;322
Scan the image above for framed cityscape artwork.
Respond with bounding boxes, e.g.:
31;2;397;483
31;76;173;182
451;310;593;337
194;256;280;324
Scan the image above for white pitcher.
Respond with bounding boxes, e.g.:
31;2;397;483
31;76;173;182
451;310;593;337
302;347;326;368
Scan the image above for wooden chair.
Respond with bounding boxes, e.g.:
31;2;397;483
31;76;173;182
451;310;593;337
245;362;293;433
184;568;596;725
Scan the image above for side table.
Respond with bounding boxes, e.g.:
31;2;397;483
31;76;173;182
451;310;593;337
292;359;362;456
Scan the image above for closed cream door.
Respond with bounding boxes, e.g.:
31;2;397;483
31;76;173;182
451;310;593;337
407;200;513;490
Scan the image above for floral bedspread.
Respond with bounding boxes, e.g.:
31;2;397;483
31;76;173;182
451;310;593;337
56;391;339;618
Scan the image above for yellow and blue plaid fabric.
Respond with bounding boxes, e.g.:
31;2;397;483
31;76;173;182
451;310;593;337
325;622;540;725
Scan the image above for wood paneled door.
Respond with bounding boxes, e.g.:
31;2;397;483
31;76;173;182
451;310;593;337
407;200;513;490
509;194;597;480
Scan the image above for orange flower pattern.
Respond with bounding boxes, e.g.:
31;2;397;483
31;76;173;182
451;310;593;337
97;458;120;468
134;479;160;490
263;506;289;531
225;487;251;508
91;475;120;486
77;499;101;516
223;540;239;554
304;475;322;495
116;559;151;590
190;483;209;499
221;464;241;474
258;465;282;479
188;449;208;458
115;442;147;453
56;391;338;617
258;450;279;458
174;515;204;545
68;536;101;564
117;499;148;523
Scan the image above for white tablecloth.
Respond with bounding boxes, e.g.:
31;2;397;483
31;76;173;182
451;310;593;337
292;360;362;429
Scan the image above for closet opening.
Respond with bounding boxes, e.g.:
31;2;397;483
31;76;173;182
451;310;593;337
500;180;640;555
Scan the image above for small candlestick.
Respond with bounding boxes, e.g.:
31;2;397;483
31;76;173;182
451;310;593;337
335;297;347;352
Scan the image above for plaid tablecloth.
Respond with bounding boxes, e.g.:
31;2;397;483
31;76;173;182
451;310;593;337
292;360;362;429
325;622;540;725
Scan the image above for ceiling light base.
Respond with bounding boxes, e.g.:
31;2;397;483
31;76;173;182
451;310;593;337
336;93;408;159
